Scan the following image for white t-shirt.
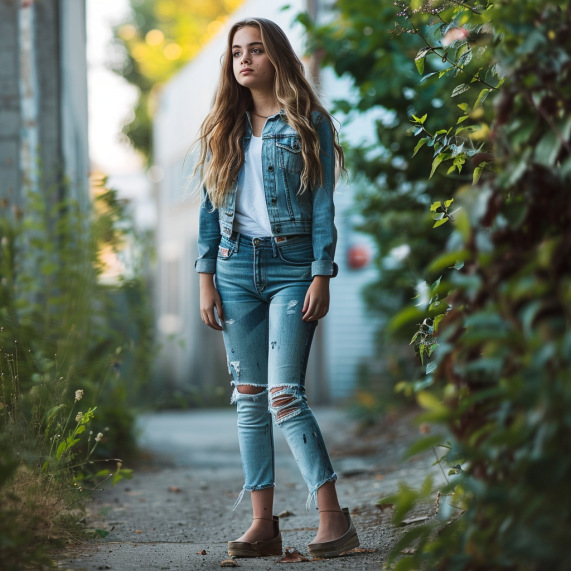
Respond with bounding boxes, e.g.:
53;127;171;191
234;135;273;237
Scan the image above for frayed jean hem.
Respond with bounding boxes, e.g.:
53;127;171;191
306;473;338;511
232;483;275;511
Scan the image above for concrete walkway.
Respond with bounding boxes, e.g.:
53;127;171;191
58;407;441;570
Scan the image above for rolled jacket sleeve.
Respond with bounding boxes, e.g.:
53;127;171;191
310;113;338;278
195;186;220;274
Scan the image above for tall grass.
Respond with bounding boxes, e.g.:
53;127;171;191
0;177;154;569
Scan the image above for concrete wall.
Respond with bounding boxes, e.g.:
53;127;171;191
0;0;22;211
0;0;89;213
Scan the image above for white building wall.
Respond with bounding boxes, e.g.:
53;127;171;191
153;0;380;402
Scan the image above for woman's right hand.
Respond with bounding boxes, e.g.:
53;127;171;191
199;273;224;331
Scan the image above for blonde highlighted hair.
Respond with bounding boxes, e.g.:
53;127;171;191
194;17;344;209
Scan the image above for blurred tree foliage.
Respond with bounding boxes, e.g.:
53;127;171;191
307;0;571;568
299;3;474;359
110;0;244;160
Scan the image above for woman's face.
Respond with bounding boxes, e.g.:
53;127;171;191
231;26;275;92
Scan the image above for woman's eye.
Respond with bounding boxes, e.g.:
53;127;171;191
233;52;241;58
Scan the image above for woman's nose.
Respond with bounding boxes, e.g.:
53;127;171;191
241;53;250;64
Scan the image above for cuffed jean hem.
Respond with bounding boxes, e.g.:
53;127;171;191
306;473;338;511
232;483;275;511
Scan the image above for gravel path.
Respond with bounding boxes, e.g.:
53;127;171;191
58;407;443;570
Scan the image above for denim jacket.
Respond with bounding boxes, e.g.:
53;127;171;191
195;110;338;278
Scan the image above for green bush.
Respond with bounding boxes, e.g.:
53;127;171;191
383;1;571;569
0;178;153;568
307;0;571;568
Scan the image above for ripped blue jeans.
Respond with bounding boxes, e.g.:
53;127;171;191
215;233;337;510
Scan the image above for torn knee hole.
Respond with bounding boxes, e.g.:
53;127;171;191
276;405;298;420
236;385;265;395
272;395;296;407
270;388;300;420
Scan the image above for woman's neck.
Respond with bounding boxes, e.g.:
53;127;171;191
250;90;279;119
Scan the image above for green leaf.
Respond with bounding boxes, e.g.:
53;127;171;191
534;129;561;166
473;163;486;184
95;528;114;538
413;137;428;157
113;468;133;485
65;438;80;449
420;70;441;83
430;201;442;212
388;524;432;565
430;154;447;178
433;218;449;228
388;306;426;333
56;441;67;460
473;88;491;110
451;83;470;97
426;360;438;374
433;314;444;333
417;391;447;412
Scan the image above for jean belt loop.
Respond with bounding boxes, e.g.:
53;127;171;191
235;232;241;253
271;236;277;257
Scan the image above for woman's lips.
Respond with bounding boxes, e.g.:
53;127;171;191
240;68;253;74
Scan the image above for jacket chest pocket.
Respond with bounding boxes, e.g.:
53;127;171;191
276;136;302;174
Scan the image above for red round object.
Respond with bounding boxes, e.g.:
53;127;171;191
347;244;370;270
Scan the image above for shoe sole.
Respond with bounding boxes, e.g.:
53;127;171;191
308;533;360;558
227;546;283;557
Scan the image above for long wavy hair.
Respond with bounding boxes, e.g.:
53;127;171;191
194;17;344;209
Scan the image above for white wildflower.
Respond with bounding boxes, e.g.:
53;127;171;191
75;412;83;422
74;389;84;401
95;432;104;442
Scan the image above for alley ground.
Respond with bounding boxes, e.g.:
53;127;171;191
58;407;443;570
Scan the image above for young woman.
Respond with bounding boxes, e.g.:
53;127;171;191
194;17;359;559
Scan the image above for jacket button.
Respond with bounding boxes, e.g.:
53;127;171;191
271;197;277;203
275;226;281;233
268;165;274;172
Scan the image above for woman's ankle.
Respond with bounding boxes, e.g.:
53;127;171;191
235;517;276;543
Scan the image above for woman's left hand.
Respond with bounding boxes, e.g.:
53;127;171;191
302;276;331;321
